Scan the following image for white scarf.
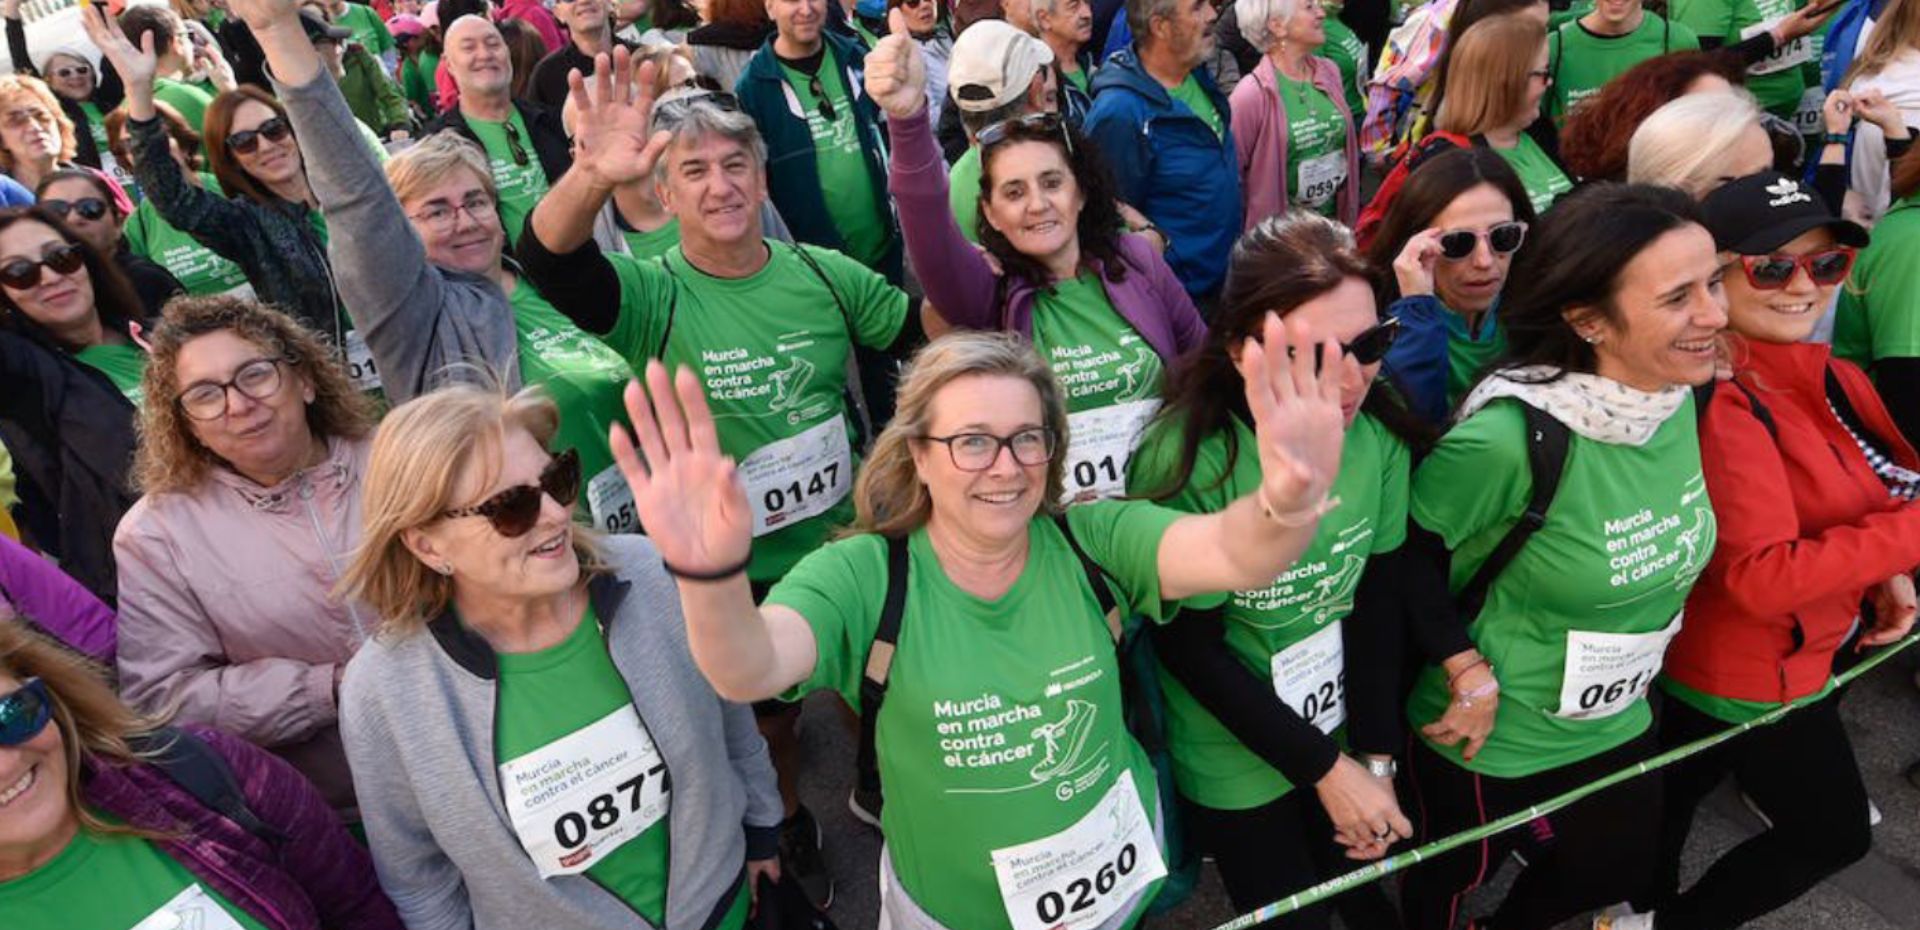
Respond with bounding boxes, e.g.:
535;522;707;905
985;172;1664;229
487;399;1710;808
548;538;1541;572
1457;366;1688;446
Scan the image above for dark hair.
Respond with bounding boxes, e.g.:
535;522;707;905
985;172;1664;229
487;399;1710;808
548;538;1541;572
1491;182;1702;379
1894;139;1920;200
1425;0;1548;125
34;168;124;220
119;5;182;57
976;122;1131;290
494;18;546;99
104;100;204;173
437;0;493;25
705;0;771;29
1143;212;1431;501
0;207;148;351
649;0;703;31
1365;146;1535;302
1559;50;1745;182
204;86;295;206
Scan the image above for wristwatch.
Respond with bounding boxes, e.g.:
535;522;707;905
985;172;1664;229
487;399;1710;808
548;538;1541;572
1360;756;1398;779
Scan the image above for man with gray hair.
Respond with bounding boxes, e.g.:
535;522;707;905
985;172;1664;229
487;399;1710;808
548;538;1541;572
1083;0;1240;308
1031;0;1096;121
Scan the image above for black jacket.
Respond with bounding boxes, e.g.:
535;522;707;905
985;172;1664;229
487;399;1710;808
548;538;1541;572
423;99;574;187
527;37;638;111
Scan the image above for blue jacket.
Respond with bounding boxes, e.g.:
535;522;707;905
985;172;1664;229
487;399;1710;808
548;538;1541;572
1381;294;1503;426
735;32;903;283
1084;49;1241;300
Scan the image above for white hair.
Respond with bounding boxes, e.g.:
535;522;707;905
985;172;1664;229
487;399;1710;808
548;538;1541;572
1237;0;1301;51
1627;90;1766;199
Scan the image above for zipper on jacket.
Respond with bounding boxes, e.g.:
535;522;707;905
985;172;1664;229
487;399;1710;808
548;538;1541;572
297;473;368;643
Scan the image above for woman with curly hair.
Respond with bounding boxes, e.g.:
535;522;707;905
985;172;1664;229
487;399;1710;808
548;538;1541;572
113;295;379;820
1559;49;1743;182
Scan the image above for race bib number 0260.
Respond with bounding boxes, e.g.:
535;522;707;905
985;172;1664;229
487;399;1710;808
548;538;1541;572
740;417;853;536
498;705;671;877
990;776;1167;930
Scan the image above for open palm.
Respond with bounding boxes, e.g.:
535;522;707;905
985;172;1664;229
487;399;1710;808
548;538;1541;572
570;46;672;188
1240;313;1348;518
609;362;754;577
80;4;157;89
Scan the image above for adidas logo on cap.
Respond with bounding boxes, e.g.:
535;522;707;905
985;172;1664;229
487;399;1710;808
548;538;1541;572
1766;177;1812;208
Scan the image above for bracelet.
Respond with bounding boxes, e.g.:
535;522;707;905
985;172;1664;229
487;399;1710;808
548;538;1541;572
1257;485;1341;527
661;555;750;582
1824;132;1850;146
1446;655;1490;688
1454;674;1499;709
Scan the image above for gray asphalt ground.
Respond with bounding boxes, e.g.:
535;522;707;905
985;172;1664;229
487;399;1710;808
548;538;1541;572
789;647;1920;929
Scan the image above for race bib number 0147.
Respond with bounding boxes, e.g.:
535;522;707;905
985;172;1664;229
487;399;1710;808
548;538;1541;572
740;417;853;536
990;776;1167;930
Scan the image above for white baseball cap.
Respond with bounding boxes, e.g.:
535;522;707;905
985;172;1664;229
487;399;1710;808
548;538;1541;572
947;20;1054;113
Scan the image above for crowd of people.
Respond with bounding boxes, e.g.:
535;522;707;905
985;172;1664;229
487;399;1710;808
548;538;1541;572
1;0;1918;925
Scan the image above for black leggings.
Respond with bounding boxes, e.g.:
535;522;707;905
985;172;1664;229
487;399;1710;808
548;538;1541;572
1183;790;1404;930
1644;694;1871;930
1398;733;1662;930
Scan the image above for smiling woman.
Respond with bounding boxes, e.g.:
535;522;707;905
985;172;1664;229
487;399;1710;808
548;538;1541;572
0;75;79;193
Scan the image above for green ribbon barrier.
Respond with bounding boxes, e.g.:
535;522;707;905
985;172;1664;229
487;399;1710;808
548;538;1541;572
1209;633;1920;930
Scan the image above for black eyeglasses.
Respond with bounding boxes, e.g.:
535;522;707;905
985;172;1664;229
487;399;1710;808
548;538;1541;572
977;112;1074;156
1732;248;1856;290
504;119;531;167
922;427;1058;471
178;357;288;421
1438;221;1528;261
1276;317;1402;369
440;448;582;537
42;197;110;222
226;116;293;155
808;74;838;122
0;243;85;290
0;678;52;747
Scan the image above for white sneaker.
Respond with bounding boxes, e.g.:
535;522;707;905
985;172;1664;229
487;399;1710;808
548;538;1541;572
1870;799;1883;827
1593;910;1656;930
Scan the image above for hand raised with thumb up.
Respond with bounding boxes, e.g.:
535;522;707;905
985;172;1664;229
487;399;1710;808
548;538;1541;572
864;8;928;120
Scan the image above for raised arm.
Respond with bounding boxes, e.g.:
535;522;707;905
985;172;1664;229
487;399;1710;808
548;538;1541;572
528;47;671;258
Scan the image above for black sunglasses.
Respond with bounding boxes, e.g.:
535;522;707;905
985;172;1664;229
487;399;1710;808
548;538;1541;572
651;90;742;130
1438;221;1527;261
1277;317;1402;369
807;74;838;122
42;197;109;222
226;116;293;155
440;448;582;537
0;243;86;290
503;119;531;168
0;678;52;747
977;112;1073;155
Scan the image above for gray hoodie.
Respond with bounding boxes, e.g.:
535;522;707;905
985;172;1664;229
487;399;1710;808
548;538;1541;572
339;536;783;930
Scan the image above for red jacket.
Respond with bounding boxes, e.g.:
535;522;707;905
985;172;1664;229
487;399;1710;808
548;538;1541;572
1666;340;1920;703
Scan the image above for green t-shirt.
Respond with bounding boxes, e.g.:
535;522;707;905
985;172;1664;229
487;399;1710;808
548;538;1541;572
779;49;890;267
1032;272;1166;501
1657;673;1834;725
124;173;254;297
1321;17;1370;117
509;279;638;533
1170;72;1224;138
1407;397;1715;777
1128;411;1410;809
948;145;984;245
596;242;908;582
153;77;216;132
766;501;1183;930
402;51;440;113
1494;134;1573;216
1669;0;1807;114
467;109;552;247
74;342;147;406
1548;13;1701;120
1276;68;1348;216
1835;196;1920;364
336;2;397;57
1445;304;1508;409
494;606;679;926
1064;66;1092;96
623;217;682;259
0;824;272;930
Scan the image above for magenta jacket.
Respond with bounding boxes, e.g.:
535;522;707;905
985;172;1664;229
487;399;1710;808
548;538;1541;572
886;107;1207;365
84;725;402;930
1230;54;1362;230
0;533;116;663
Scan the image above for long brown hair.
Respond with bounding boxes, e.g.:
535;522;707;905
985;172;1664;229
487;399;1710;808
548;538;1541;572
1435;15;1546;136
1363;146;1536;303
0;207;147;350
203;86;296;206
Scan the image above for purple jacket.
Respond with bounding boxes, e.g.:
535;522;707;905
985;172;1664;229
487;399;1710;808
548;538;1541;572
83;725;402;930
886;107;1207;364
0;533;115;664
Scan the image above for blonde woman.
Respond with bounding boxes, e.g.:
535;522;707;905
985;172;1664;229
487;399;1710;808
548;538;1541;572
1435;15;1568;215
0;622;402;930
609;325;1351;930
0;75;80;193
1230;0;1363;226
1842;0;1920;225
335;383;781;930
1627;90;1774;198
114;295;378;819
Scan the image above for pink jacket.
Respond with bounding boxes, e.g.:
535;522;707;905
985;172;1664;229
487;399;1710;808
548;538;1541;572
114;435;373;818
1230;53;1363;230
498;0;565;53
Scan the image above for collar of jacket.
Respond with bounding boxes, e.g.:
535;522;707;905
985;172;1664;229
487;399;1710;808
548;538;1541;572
212;433;360;514
426;569;633;679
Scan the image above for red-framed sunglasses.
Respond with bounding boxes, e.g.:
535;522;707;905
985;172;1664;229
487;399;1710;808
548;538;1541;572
1731;248;1856;290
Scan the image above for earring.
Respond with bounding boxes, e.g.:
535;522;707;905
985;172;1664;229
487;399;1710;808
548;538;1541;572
436;562;454;576
1583;333;1603;345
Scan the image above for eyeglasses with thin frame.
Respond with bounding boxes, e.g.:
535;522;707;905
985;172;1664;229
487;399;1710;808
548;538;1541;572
408;190;497;232
226;116;293;155
976;112;1074;156
922;427;1058;471
50;63;93;80
807;73;839;122
1437;221;1528;261
440;448;582;537
1;107;53;130
42;197;110;223
503;119;531;167
0;243;85;290
178;357;289;421
0;677;52;747
1729;248;1856;291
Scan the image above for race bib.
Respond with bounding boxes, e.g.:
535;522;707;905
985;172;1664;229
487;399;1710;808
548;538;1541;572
739;417;852;536
342;329;383;393
221;281;259;301
586;463;639;535
1296;150;1348;209
1270;621;1346;735
498;705;671;878
990;776;1168;930
1062;399;1160;504
1554;612;1684;720
1742;17;1812;75
131;884;251;930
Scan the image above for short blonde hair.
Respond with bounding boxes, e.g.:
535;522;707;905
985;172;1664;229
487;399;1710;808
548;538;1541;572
850;332;1069;539
385;130;498;206
1435;15;1547;137
1627;90;1764;198
0;75;77;172
338;382;605;636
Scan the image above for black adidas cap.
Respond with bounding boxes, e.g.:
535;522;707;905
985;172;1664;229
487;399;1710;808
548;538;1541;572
1701;171;1869;255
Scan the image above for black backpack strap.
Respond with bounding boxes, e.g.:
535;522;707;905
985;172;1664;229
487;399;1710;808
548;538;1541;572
654;256;681;359
1053;513;1121;641
1825;365;1888;449
1457;403;1570;618
1695;378;1778;438
129;727;282;845
855;535;913;797
785;243;876;451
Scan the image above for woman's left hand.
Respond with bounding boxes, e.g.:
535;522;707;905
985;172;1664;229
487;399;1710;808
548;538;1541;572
745;857;782;915
1241;312;1348;521
1860;573;1918;649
